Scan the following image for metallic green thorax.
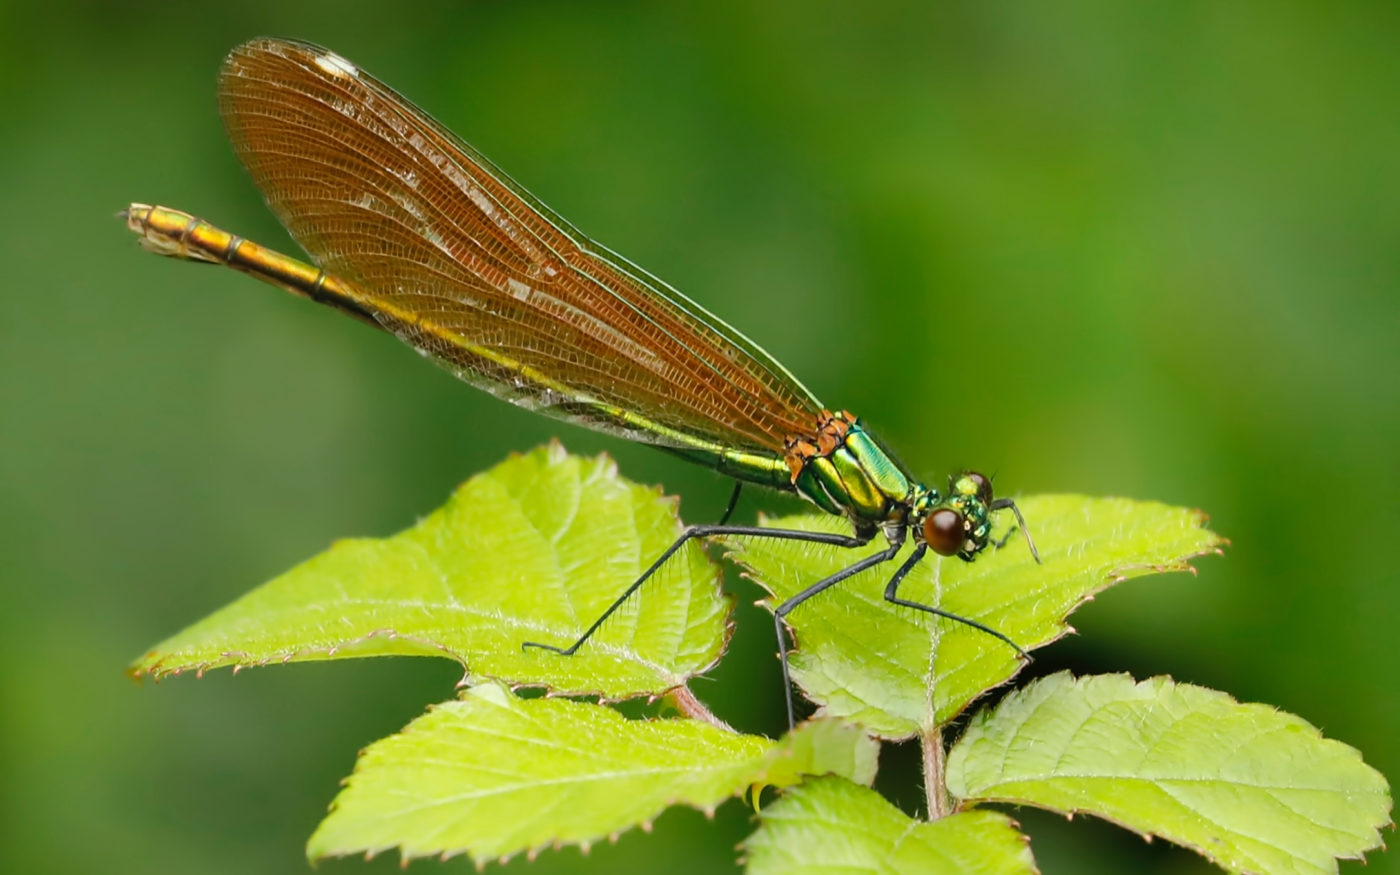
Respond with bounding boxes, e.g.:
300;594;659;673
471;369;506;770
781;415;1002;560
792;419;914;523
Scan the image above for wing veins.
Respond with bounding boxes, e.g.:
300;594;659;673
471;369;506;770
219;38;823;457
227;90;789;445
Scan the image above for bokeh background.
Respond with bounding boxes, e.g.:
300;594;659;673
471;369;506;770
2;2;1395;873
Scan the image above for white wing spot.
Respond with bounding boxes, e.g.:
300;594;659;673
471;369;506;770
507;279;533;300
314;52;358;79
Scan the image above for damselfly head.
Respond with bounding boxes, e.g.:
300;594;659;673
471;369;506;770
916;471;996;559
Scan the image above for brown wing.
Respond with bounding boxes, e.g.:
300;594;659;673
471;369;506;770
217;38;823;455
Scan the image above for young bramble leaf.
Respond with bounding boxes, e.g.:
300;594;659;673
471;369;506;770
726;495;1223;737
307;683;877;865
763;717;879;789
743;776;1037;875
130;443;729;699
946;672;1392;875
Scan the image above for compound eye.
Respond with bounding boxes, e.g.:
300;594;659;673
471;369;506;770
964;471;994;505
924;508;965;556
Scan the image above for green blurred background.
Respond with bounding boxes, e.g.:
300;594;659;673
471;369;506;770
1;1;1395;872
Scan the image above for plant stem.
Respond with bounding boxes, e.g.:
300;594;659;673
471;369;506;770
922;725;951;819
667;685;735;732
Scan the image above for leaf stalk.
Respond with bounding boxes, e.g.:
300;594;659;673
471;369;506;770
922;725;951;819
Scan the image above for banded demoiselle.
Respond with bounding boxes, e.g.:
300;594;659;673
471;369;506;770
123;38;1040;726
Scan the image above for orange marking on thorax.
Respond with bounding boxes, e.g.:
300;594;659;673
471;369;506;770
783;409;858;484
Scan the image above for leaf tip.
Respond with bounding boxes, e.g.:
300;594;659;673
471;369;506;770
543;439;570;465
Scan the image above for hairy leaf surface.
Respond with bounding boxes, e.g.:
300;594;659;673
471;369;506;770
131;444;728;699
308;684;876;864
728;496;1223;736
947;672;1392;875
744;777;1036;875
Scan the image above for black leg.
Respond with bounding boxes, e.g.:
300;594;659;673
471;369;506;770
716;481;743;526
522;523;874;656
990;497;1041;564
992;525;1018;550
883;542;1030;660
771;541;904;728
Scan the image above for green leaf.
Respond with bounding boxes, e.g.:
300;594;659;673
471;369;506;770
726;495;1223;737
743;776;1037;875
130;443;730;699
307;683;878;865
765;717;880;789
946;672;1392;875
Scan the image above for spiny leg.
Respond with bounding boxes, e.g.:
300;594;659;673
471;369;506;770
522;523;874;656
771;541;903;728
883;542;1030;660
992;525;1018;550
990;497;1041;563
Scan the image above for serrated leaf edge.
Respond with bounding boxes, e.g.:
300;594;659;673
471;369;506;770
130;442;737;701
953;672;1392;872
722;502;1226;736
309;696;869;868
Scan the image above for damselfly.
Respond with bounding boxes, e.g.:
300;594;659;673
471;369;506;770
123;38;1039;726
